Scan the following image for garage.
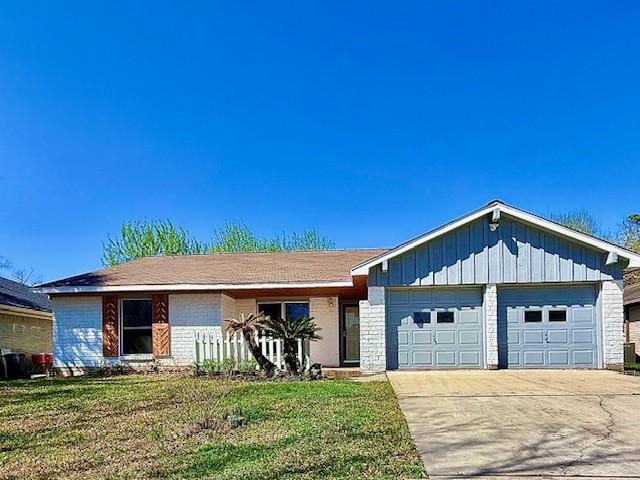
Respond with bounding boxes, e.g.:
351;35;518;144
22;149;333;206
498;284;599;368
386;287;484;369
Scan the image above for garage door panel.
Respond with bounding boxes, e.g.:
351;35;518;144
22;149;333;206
573;350;595;364
435;351;456;366
435;330;456;345
412;351;433;366
572;307;594;323
572;329;594;344
412;330;432;345
459;330;480;345
387;287;484;369
398;351;410;368
499;285;598;369
523;350;545;366
508;350;521;366
523;330;544;344
547;330;568;344
548;351;569;366
459;310;480;324
460;351;481;365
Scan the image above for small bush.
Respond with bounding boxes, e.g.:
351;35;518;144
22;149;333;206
237;358;258;373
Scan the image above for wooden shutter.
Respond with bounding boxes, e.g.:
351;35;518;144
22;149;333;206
102;295;119;357
152;294;170;357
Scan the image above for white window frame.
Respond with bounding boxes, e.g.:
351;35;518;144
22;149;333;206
119;298;153;357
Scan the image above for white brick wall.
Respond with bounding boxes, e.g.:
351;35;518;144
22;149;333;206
169;293;223;366
360;286;386;373
602;280;624;369
309;297;339;367
484;284;498;369
51;296;106;368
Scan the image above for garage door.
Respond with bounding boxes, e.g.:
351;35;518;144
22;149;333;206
498;285;599;369
387;287;484;369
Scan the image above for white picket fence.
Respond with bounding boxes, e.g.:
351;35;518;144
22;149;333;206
193;330;309;371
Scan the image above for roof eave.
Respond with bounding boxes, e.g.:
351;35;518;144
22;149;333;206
33;280;355;294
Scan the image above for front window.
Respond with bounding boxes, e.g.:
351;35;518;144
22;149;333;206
121;299;152;354
257;301;309;321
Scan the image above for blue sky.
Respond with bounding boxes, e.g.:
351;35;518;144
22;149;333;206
1;2;639;282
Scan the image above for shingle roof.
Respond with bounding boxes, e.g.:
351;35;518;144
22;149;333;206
0;276;51;312
37;249;387;289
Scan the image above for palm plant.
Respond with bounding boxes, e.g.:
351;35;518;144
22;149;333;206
260;314;322;374
225;313;276;376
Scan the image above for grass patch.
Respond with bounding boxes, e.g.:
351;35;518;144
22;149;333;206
625;363;640;371
0;374;425;479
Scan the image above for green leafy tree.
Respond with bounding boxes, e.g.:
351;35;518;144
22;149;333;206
619;214;640;253
103;220;335;266
260;314;322;374
102;220;207;266
550;210;600;236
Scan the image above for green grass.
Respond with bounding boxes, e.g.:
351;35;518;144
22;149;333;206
0;374;425;480
625;362;640;371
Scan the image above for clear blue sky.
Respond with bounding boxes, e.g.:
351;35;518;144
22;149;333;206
1;2;639;283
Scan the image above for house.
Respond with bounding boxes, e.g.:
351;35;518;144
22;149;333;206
35;200;640;375
624;270;640;358
0;276;52;355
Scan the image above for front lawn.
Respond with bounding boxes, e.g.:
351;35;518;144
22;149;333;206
0;374;425;479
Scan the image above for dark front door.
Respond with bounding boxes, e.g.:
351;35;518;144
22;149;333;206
341;303;360;365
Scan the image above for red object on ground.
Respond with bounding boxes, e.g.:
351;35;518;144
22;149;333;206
45;353;54;366
32;353;46;365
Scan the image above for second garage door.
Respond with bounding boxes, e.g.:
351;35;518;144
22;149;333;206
498;284;599;369
387;287;484;369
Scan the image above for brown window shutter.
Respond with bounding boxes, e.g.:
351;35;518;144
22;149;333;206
102;295;119;357
152;294;170;357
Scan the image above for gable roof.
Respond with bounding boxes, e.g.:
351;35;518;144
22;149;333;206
351;200;640;275
0;276;51;313
34;249;387;294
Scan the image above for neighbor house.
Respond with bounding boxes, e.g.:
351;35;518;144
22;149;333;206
624;270;640;357
35;201;640;375
0;276;52;355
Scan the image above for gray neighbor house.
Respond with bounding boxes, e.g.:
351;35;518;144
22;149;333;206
35;200;640;375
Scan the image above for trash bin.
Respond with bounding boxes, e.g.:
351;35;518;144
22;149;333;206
4;353;27;379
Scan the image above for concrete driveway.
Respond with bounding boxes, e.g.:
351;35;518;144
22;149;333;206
388;370;640;479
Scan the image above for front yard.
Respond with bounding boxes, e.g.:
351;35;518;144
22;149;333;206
0;374;425;479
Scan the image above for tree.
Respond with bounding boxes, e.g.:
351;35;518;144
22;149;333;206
260;314;322;374
550;210;600;236
225;313;276;376
0;256;42;286
103;220;335;266
102;220;209;266
619;214;640;253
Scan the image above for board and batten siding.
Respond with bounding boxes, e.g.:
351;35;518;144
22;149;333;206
369;215;624;287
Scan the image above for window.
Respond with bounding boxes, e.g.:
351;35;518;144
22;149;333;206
437;311;454;323
413;312;430;324
257;301;310;321
524;310;542;322
121;299;152;355
549;310;567;322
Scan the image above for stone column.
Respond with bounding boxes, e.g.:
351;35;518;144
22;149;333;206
359;286;386;373
602;280;624;370
484;284;498;369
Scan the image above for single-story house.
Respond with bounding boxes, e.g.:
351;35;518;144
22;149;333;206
0;276;52;355
624;270;640;356
35;200;640;375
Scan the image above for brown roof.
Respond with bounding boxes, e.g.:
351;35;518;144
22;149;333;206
38;249;387;288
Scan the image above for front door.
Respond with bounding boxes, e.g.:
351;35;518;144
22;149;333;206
341;304;360;365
